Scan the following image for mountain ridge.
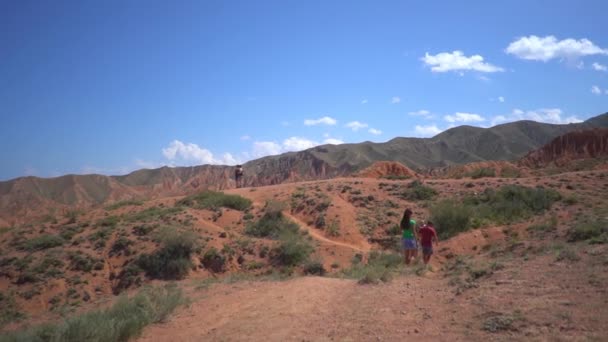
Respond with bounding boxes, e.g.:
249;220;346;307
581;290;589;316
1;112;607;224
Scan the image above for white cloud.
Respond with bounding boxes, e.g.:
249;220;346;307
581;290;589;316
240;135;251;141
477;75;491;82
324;138;344;145
361;99;368;104
593;62;607;72
346;121;369;131
391;96;401;104
368;128;382;135
162;140;238;165
444;112;485;123
591;85;602;95
498;96;505;103
414;125;442;137
251;136;345;158
505;35;608;62
304;116;337;126
408;109;435;119
252;141;283;158
421;50;504;73
492;108;582;126
281;121;290;126
491;115;508;126
282;137;318;152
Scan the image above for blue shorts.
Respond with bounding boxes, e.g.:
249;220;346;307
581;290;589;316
402;238;417;251
422;246;433;255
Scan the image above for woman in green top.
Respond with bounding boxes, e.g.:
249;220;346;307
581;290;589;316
400;208;418;265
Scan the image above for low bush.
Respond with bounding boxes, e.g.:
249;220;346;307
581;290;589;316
568;218;607;243
0;292;25;328
177;191;251;211
201;248;226;273
468;168;496;179
21;234;64;251
245;204;299;239
271;231;313;267
1;284;186;342
302;260;326;276
105;199;144;211
430;200;472;239
342;251;402;284
400;180;437;201
137;229;198;280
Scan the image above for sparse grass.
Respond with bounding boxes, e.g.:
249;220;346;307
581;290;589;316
105;199;144;211
124;207;182;222
341;251;402;284
21;234;65;251
527;216;558;236
430;200;472;239
138;228;199;280
245;202;299;239
177;191;252;211
0;284;187;342
326;219;341;237
302;260;326;276
482;313;517;332
399;180;437;201
500;167;521;178
382;175;410;180
271;230;314;267
469;168;496;179
68;251;104;272
0;292;25;328
568;218;607;243
556;248;580;262
201;247;226;273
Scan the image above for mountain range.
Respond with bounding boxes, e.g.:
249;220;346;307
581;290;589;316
1;112;607;224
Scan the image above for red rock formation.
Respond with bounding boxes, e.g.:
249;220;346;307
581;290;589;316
519;129;608;168
355;161;418;179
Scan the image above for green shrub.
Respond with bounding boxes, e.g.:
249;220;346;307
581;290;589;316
464;185;561;225
0;292;25;328
303;260;326;276
500;167;521;178
59;225;84;241
201;248;226;273
98;215;120;228
430;200;472;239
400;180;437;201
326;219;341;237
105;199;144;211
556;249;580;262
113;263;144;294
68;251;103;273
138;230;198;280
21;234;64;251
469;168;496;179
245;207;299;239
124;207;182;222
342;251;402;284
110;237;134;256
1;284;186;342
133;225;155;236
568;218;607;243
271;231;313;267
177;191;251;211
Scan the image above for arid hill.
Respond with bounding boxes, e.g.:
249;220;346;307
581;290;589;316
353;161;418;179
519;128;608;168
1;113;607;224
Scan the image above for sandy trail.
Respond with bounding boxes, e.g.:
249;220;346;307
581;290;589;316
283;212;371;253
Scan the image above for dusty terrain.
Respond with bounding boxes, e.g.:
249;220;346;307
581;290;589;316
1;163;607;340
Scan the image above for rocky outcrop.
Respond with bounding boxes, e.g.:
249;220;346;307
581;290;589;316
519;129;608;168
354;161;418;179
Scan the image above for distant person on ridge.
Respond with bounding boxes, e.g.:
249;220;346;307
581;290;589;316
234;165;244;188
400;208;418;265
419;221;438;265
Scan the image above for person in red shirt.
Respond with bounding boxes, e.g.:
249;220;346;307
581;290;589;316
418;221;439;265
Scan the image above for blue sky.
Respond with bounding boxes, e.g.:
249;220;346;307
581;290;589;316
1;0;608;180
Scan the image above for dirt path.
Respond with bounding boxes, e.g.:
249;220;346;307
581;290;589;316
137;275;460;342
283;212;371;253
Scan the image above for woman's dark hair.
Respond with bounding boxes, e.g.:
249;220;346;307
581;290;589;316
400;208;413;230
